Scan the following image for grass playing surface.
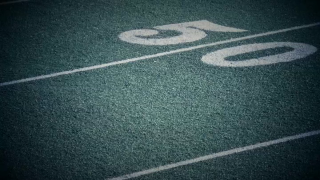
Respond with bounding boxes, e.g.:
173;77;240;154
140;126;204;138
1;0;320;179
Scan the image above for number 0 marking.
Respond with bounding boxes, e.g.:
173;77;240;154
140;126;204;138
201;42;317;67
119;20;246;45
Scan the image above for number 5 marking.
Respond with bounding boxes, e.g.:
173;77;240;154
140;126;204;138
201;42;317;67
119;20;247;45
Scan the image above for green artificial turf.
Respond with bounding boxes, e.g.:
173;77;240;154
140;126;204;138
1;0;320;180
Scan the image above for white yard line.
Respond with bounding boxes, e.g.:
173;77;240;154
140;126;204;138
107;130;320;180
0;0;29;5
1;22;319;87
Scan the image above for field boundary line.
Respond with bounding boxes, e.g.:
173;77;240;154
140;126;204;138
0;0;29;5
1;22;319;87
107;130;320;180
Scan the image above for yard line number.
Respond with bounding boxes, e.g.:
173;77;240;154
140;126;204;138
119;20;317;67
119;20;246;45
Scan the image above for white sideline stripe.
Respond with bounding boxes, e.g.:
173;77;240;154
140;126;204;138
107;130;320;180
0;0;29;5
1;22;320;87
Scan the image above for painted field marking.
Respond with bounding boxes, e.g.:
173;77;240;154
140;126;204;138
107;130;320;180
0;0;29;5
120;20;318;66
201;42;317;67
119;20;247;45
0;22;319;87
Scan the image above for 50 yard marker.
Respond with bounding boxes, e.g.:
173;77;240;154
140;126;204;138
0;22;319;87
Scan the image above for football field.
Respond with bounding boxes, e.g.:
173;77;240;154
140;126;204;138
1;0;320;179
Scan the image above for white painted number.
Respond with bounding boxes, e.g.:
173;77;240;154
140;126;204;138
120;21;317;67
119;20;246;45
201;42;317;67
